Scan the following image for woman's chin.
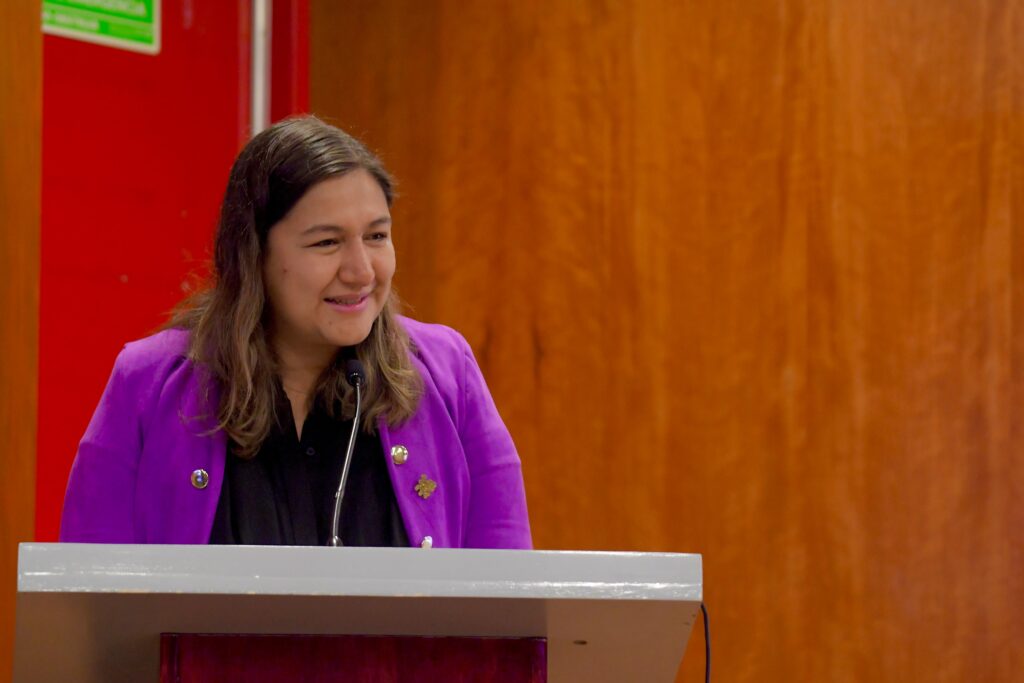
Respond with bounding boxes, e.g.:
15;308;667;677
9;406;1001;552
322;326;373;349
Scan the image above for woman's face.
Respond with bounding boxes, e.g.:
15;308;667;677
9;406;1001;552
262;169;395;359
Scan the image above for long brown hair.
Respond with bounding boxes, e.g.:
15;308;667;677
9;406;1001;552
169;116;422;457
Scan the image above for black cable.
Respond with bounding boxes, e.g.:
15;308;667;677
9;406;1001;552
701;601;711;683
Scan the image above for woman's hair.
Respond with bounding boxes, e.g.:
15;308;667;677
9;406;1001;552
169;115;422;457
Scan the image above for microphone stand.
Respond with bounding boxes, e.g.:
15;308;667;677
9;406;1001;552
329;360;364;547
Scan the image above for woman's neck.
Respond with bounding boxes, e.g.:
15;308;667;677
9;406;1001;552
272;336;337;437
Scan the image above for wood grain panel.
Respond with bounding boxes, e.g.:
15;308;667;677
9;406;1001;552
312;1;1024;680
0;0;40;680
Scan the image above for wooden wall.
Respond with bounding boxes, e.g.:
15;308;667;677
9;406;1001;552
312;1;1024;680
0;0;40;680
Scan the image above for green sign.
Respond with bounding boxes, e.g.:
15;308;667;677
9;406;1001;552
43;0;160;55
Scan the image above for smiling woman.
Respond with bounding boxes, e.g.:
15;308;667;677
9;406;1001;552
262;171;397;432
58;116;532;550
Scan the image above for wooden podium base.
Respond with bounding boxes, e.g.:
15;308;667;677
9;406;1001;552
161;633;547;682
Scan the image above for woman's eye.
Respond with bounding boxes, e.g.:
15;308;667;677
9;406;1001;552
310;239;338;247
368;232;389;241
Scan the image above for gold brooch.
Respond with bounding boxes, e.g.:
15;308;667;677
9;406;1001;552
415;474;437;499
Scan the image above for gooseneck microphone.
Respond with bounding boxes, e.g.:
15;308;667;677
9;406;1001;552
329;359;366;547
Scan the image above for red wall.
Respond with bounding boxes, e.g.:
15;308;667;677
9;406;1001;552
36;0;253;540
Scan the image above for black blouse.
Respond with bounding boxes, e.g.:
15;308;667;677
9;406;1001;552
209;387;409;547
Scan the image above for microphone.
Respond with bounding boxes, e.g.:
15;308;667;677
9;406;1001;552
329;359;366;547
344;359;365;388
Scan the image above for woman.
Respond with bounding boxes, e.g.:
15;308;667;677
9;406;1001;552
60;116;531;550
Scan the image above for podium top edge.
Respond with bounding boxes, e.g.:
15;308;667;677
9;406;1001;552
18;543;703;603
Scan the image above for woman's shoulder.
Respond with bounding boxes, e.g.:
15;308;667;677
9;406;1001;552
398;316;470;353
397;315;478;371
120;327;190;361
113;327;192;379
90;328;200;428
396;316;479;393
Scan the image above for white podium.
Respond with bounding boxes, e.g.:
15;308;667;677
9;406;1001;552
14;543;702;682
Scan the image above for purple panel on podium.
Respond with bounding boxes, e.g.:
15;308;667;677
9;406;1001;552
160;633;547;683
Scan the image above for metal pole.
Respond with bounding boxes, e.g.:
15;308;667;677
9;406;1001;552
251;0;271;135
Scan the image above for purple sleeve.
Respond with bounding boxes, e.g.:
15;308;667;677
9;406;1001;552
60;349;141;543
456;335;533;549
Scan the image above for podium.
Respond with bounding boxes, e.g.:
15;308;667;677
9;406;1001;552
14;543;702;682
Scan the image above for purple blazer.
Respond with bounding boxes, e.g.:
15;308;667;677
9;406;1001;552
60;317;532;549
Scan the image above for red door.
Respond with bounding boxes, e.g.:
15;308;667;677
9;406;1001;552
37;1;252;540
37;0;309;541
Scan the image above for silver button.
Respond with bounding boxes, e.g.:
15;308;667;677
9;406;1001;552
391;445;409;465
420;535;433;549
191;469;209;489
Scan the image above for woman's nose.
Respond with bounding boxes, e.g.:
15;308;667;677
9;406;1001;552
338;242;374;285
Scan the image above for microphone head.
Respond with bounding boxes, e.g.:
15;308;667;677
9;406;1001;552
344;359;366;388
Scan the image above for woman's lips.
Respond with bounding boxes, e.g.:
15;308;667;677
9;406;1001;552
324;294;370;312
